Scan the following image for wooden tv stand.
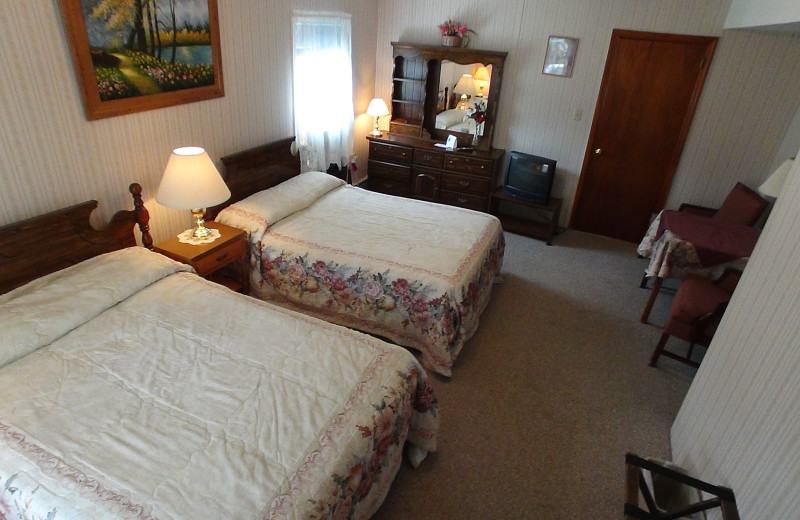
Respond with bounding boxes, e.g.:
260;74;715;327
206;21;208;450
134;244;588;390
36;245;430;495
490;187;562;245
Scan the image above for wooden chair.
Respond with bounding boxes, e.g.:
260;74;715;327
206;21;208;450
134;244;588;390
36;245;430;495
649;268;742;368
624;453;740;520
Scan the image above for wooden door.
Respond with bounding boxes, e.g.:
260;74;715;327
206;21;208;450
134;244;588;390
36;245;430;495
570;30;717;243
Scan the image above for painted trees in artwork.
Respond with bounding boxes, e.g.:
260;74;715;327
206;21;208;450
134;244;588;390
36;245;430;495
85;0;215;100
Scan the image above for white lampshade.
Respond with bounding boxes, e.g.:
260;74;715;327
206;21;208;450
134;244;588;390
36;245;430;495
473;66;490;97
473;66;490;82
366;98;390;117
758;159;795;198
454;74;477;97
156;147;231;210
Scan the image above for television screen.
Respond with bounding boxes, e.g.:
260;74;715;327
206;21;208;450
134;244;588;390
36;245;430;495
503;151;556;205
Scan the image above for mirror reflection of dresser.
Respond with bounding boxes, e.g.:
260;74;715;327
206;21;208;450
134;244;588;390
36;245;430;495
366;42;508;212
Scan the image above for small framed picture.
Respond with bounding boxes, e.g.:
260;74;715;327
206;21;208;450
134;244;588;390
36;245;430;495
543;36;579;78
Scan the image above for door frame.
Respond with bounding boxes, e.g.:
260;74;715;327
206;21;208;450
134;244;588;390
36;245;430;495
569;29;717;232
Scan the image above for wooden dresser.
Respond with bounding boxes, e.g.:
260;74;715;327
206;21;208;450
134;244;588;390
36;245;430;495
366;134;505;212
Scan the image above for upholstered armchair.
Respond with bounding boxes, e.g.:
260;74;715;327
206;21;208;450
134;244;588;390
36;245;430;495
677;181;768;226
649;268;742;368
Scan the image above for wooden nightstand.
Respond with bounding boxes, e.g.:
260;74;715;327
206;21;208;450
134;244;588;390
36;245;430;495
153;221;249;293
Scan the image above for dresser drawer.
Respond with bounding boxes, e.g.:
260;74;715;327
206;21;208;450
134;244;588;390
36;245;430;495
413;148;444;168
192;235;248;277
444;155;494;177
369;141;413;164
439;190;488;211
368;177;411;197
440;171;490;197
368;160;411;182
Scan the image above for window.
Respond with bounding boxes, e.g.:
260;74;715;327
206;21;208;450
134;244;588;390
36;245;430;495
292;12;354;173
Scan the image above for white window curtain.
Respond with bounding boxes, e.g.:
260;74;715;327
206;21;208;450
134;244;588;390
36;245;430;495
292;12;354;173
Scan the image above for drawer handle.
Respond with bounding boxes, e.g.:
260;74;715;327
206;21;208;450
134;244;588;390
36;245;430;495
480;165;486;169
424;154;432;160
401;152;408;157
216;252;229;262
458;197;468;203
459;180;470;187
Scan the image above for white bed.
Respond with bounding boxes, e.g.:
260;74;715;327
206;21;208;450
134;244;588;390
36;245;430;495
216;171;504;377
0;244;438;519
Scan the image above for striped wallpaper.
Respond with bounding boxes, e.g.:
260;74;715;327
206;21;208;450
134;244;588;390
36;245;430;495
671;151;800;519
1;1;799;516
376;0;800;224
0;0;378;243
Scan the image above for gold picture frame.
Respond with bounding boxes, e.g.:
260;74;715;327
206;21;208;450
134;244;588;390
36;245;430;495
58;0;224;120
542;36;579;78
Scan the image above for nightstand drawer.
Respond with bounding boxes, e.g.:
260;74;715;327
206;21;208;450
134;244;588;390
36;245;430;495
193;235;248;276
368;160;411;182
369;141;413;164
440;172;490;196
413;149;443;168
439;190;488;211
444;155;494;177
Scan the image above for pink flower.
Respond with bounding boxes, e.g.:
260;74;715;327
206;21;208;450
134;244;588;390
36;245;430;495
392;279;411;299
363;280;384;300
438;19;476;37
286;261;306;283
413;384;435;412
410;292;429;313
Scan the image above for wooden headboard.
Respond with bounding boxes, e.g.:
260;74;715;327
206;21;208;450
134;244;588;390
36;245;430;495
205;136;301;220
0;183;152;295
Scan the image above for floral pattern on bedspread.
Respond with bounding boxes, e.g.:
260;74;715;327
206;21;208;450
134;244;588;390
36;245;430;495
252;229;504;377
297;368;437;520
0;249;440;520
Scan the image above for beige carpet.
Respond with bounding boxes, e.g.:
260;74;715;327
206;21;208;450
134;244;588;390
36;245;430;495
374;229;697;519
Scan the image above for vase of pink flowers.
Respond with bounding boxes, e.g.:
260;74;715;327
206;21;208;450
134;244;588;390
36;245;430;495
438;19;475;47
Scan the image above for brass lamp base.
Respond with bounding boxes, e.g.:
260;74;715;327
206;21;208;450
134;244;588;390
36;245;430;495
371;118;382;137
190;208;211;238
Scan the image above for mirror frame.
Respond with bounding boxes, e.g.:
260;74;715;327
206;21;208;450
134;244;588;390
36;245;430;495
391;42;507;150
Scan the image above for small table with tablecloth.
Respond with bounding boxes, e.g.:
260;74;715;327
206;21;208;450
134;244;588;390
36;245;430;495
636;210;761;323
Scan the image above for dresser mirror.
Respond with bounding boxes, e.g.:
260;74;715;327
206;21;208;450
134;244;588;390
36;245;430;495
389;42;507;150
437;61;493;137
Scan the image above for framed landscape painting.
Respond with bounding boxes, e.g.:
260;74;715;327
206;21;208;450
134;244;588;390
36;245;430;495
58;0;224;120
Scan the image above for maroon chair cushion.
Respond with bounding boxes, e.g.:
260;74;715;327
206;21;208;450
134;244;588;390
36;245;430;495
664;276;731;340
712;182;768;226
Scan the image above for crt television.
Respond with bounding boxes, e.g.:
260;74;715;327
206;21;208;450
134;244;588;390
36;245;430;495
503;151;556;205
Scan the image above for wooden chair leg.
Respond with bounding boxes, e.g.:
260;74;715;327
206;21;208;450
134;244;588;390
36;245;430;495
649;332;670;367
640;277;664;323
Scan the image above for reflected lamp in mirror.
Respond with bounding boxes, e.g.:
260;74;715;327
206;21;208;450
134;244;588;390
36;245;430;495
758;158;795;198
367;98;390;137
454;74;477;109
156;147;231;240
473;66;490;97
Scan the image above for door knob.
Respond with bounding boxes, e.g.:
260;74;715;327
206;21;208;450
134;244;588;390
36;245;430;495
594;148;603;155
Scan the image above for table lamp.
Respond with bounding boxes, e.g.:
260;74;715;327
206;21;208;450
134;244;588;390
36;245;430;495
758;158;795;198
454;74;477;109
473;66;490;97
367;98;390;137
156;147;231;239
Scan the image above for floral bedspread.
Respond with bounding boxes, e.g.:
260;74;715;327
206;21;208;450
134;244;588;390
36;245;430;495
218;178;504;377
637;210;750;281
0;248;438;520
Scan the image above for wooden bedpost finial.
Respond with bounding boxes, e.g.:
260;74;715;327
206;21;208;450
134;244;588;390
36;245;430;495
129;183;153;249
